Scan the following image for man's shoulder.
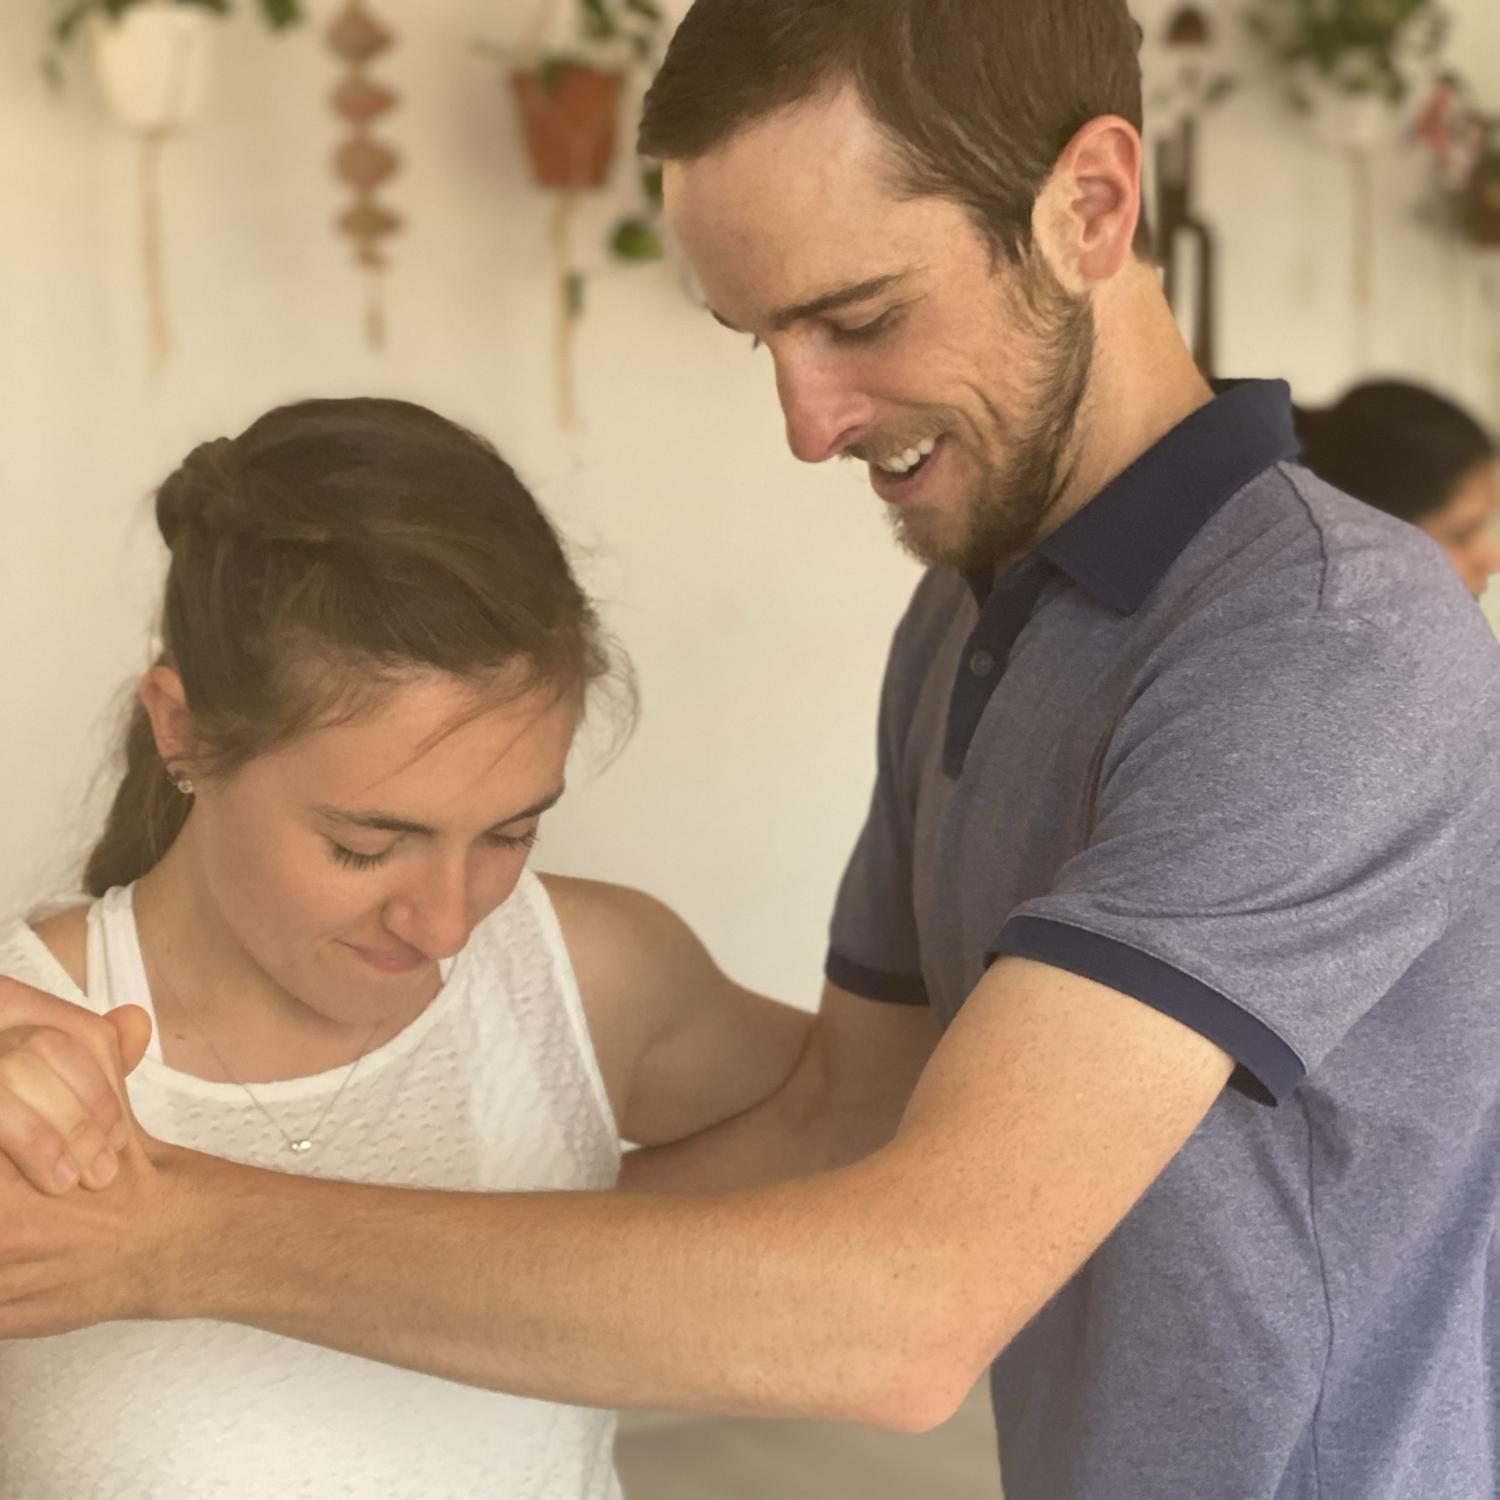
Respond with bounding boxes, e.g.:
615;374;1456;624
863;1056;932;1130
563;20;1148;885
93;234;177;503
1171;462;1497;670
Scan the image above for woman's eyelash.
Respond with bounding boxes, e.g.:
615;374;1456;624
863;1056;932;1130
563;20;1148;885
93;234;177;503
490;830;541;851
327;829;539;871
328;842;392;871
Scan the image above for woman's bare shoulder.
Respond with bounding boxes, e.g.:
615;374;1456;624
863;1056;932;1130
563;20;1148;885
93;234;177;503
26;905;89;991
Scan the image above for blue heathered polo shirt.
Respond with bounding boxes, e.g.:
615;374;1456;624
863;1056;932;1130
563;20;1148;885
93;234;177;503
827;381;1500;1500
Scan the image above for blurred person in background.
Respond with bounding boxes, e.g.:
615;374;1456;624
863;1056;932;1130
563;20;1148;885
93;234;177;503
1296;379;1499;598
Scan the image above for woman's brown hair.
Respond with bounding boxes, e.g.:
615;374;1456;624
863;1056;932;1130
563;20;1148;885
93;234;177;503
85;398;626;896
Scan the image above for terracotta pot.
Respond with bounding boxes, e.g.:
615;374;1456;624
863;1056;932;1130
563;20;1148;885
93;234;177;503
89;4;215;135
511;66;624;190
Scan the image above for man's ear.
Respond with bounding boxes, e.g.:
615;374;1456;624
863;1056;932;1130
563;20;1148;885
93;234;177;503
1033;115;1143;292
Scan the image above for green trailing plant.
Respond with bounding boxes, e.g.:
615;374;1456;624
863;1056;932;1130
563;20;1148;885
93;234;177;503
1244;0;1449;112
46;0;302;83
483;0;664;81
610;158;664;265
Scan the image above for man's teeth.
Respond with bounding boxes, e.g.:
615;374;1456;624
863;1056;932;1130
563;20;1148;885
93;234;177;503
876;436;939;475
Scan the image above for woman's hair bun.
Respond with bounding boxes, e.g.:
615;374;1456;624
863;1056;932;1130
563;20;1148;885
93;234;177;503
156;437;246;549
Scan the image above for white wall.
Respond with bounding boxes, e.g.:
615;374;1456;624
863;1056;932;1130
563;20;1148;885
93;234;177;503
2;0;1497;1007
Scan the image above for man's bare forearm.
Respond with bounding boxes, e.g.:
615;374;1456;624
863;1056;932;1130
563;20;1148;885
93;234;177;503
160;1144;972;1430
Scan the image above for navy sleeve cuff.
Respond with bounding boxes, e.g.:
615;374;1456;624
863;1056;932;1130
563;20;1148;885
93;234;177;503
825;950;930;1007
989;915;1305;1105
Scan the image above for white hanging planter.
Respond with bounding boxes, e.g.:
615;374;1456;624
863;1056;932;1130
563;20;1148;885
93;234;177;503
88;4;216;136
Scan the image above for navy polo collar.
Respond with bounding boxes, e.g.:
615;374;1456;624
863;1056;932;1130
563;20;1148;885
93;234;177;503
943;380;1298;779
1034;378;1300;615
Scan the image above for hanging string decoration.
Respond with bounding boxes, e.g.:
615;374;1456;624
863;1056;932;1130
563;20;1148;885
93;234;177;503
326;1;401;349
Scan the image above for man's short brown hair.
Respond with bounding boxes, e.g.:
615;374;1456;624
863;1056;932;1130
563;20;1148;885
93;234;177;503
640;0;1149;263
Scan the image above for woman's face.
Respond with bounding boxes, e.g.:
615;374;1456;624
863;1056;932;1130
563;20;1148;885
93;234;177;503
162;670;580;1027
1418;460;1500;600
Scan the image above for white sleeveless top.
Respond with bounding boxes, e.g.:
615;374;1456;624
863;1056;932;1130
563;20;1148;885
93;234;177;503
0;872;623;1500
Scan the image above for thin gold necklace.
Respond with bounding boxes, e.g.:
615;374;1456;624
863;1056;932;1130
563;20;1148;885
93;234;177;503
190;1018;385;1157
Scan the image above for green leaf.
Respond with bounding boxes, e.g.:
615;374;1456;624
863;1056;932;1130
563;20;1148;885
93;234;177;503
540;55;576;93
580;0;615;42
51;1;94;48
623;0;663;22
259;0;303;29
566;271;588;321
611;217;664;261
1204;76;1238;108
641;160;664;207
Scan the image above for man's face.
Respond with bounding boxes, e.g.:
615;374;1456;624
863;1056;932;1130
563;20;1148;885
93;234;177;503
667;86;1095;577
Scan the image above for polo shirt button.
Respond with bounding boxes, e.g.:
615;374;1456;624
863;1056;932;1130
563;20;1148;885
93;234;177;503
969;649;997;679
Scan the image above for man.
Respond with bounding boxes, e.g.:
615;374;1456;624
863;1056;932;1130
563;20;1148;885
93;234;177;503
3;3;1498;1496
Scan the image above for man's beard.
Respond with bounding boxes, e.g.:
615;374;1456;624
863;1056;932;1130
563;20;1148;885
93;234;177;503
893;256;1095;579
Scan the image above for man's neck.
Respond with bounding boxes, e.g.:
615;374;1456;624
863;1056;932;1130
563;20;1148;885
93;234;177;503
1036;272;1216;556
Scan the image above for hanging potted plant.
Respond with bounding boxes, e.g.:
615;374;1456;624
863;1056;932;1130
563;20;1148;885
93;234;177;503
478;0;666;428
45;0;303;370
48;1;302;124
485;0;664;191
1245;0;1453;364
1413;76;1500;246
1244;0;1450;150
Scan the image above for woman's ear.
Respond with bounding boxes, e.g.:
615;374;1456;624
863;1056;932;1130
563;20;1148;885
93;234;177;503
137;666;196;776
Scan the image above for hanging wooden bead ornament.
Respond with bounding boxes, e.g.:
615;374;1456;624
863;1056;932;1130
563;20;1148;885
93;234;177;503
327;2;401;349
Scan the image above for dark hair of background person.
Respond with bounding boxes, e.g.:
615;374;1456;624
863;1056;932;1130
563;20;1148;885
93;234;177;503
1294;379;1497;524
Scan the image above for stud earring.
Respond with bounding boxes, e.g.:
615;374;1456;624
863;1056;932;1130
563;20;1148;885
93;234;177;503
167;766;196;797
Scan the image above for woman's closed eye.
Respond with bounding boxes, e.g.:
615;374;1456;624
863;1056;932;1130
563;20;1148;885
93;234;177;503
327;840;396;871
326;827;540;872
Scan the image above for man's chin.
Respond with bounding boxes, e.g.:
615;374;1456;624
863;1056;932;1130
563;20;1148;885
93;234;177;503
888;508;970;572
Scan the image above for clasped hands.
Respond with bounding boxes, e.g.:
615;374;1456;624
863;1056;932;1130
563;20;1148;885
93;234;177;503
0;978;172;1337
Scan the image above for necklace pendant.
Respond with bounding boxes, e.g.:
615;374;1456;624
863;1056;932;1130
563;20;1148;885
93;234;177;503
289;1139;313;1155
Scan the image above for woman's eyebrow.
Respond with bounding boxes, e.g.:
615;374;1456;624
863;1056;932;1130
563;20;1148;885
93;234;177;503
315;787;566;837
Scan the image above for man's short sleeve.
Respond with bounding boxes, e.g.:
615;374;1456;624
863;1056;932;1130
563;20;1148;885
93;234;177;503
991;613;1473;1102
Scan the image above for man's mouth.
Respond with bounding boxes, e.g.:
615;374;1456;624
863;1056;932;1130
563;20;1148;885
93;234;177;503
866;434;945;503
872;435;938;479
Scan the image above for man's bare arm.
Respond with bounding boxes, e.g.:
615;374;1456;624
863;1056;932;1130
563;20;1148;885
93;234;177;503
0;956;1232;1431
620;982;941;1192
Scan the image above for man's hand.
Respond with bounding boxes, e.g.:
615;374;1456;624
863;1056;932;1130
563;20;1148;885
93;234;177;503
0;976;152;1195
0;1114;179;1341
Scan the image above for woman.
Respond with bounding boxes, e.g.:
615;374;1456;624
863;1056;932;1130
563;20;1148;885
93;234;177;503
1295;378;1500;599
0;398;809;1499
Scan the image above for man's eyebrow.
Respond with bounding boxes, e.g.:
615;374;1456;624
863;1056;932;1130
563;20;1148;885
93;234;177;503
315;787;566;837
710;272;910;336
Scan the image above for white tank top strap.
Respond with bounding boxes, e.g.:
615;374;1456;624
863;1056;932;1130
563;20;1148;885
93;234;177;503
515;870;619;1145
86;885;167;1063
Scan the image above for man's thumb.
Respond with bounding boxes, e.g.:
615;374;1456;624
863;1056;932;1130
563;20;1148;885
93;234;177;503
104;1004;153;1075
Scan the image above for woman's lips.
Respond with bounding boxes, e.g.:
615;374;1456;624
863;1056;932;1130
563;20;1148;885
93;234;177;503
343;939;430;975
